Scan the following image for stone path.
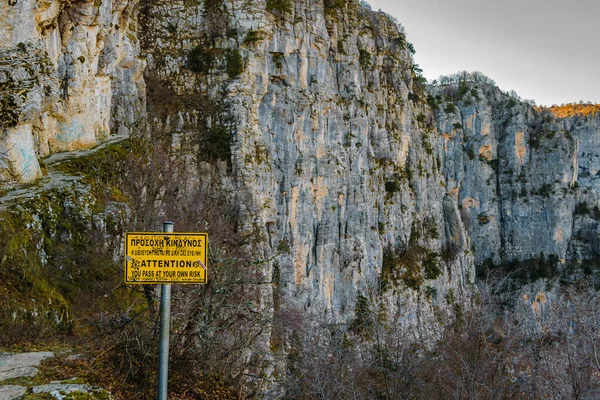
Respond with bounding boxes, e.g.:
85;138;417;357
0;134;128;209
0;351;111;399
0;351;53;382
0;386;26;400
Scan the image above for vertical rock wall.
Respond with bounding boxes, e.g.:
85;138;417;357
229;2;474;323
139;0;475;347
0;0;144;184
4;0;599;349
435;82;600;270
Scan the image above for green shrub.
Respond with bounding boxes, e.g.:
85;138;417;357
457;81;469;98
324;0;345;14
444;103;456;113
337;39;345;54
225;48;244;78
477;213;490;224
572;181;579;190
349;294;373;335
203;0;223;12
202;124;231;161
537;183;552;198
487;158;499;171
243;29;265;45
491;254;559;284
417;160;424;176
424;285;437;300
393;34;406;49
423;252;441;280
266;0;292;15
575;202;590;215
445;288;455;305
466;146;475;160
380;245;440;291
359;49;372;69
277;238;291;253
226;27;238;38
404;166;413;181
428;224;439;240
422;137;433;155
0;95;21;129
384;180;401;194
272;52;284;70
384;178;402;197
185;45;221;74
426;95;440;110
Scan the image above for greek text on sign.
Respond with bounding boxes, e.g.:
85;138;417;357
125;232;208;284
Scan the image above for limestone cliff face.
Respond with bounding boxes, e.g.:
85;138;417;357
137;0;475;335
146;1;474;328
232;4;474;323
0;2;478;358
0;0;144;184
8;0;600;391
4;0;600;330
434;82;600;269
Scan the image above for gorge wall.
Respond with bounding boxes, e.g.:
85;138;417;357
434;81;600;273
1;0;600;393
139;0;475;331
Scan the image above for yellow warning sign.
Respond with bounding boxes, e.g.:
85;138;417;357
125;232;208;284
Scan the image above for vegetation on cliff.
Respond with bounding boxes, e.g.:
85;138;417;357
546;102;600;118
0;134;271;398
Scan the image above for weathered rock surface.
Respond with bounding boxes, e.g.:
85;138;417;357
32;382;98;399
433;80;600;273
0;352;111;400
0;0;144;184
0;351;53;381
140;0;475;332
0;385;26;400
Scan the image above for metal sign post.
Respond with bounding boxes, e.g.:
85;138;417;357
158;221;173;400
124;222;208;400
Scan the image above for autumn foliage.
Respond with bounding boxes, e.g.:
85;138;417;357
543;102;600;118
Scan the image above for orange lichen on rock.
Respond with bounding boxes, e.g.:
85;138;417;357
479;144;492;160
515;131;526;164
461;196;480;209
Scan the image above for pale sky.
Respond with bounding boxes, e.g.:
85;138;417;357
365;0;600;106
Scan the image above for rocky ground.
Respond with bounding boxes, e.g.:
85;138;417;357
0;352;111;400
